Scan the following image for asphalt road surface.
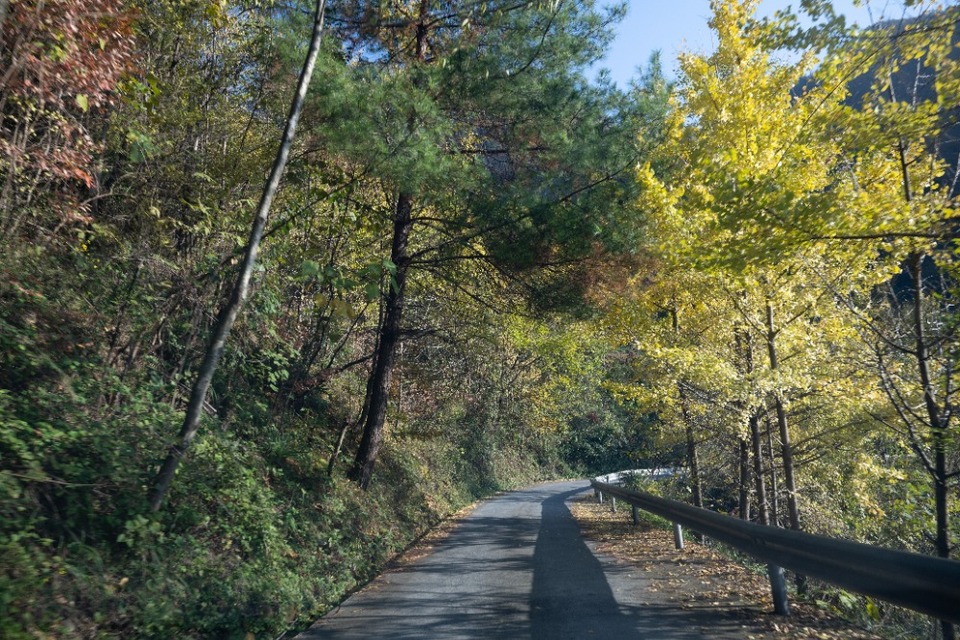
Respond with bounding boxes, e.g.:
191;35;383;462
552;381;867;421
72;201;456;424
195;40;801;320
295;480;757;639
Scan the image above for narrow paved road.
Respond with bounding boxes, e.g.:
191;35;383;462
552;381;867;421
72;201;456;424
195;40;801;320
295;480;755;639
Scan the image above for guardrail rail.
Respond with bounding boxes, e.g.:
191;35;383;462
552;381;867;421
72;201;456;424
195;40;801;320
590;477;960;626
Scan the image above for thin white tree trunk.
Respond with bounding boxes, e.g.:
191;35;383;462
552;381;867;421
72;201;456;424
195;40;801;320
148;0;328;512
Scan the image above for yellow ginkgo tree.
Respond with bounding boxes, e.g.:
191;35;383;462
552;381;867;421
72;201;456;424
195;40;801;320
634;1;960;632
808;1;960;600
634;0;875;535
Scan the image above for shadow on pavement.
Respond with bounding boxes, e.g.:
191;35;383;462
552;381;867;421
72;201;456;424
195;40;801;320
531;487;644;639
298;482;761;639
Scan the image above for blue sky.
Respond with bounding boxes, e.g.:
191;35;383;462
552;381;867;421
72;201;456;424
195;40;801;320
597;0;930;85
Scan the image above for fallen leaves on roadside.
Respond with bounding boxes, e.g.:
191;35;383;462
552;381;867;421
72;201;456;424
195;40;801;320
569;494;880;640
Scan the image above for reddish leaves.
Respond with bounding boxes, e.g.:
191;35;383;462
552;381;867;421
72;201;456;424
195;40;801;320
1;0;136;229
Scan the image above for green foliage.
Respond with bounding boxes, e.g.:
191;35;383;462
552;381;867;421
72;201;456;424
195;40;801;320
0;0;651;633
0;218;617;639
13;0;958;638
0;369;487;638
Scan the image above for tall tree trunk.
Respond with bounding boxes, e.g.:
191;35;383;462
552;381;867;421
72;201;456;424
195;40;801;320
347;192;412;489
671;306;703;509
743;330;770;526
347;0;429;490
765;303;801;532
750;412;769;526
681;398;704;509
766;414;780;527
766;302;806;592
896;116;952;636
147;0;327;512
739;436;751;521
910;253;951;560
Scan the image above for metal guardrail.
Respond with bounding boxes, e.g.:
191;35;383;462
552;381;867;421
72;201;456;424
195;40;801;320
593;467;677;484
590;479;960;625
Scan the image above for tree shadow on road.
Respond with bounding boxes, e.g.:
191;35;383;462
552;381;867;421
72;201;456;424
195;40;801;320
531;487;644;640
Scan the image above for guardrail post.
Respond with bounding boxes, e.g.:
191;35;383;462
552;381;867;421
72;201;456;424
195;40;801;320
632;505;639;525
673;523;684;550
767;564;790;616
589;474;960;625
611;497;617;512
597;490;603;504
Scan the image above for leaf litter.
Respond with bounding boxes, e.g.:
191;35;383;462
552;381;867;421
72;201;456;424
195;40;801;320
569;494;880;640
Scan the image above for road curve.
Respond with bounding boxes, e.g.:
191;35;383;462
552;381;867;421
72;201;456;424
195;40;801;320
295;480;753;639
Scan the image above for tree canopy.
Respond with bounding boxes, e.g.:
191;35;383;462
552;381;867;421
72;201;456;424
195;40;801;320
2;0;959;637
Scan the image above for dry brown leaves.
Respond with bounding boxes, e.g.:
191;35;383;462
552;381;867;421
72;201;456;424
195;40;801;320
569;494;881;640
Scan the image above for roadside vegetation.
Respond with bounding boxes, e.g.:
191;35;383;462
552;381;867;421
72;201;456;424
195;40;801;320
1;0;958;637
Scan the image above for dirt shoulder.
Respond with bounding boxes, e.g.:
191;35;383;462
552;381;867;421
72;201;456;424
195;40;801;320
569;493;880;640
